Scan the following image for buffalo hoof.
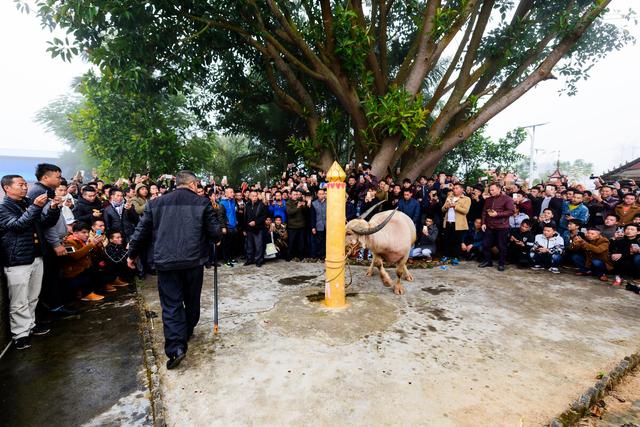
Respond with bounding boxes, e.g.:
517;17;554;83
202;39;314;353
393;283;405;295
404;272;414;282
382;280;393;288
366;270;374;277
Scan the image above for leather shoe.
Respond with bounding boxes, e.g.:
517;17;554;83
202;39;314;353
478;261;493;268
497;265;505;272
256;262;263;267
166;349;186;370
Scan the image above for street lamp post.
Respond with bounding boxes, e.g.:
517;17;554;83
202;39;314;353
521;122;550;184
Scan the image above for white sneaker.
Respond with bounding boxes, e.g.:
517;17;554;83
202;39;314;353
531;265;544;270
549;267;560;274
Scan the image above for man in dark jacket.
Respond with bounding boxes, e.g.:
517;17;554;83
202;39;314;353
286;190;307;260
480;183;515;271
243;190;267;266
73;185;103;224
27;163;72;317
398;188;421;232
0;175;60;350
103;187;138;241
127;171;222;370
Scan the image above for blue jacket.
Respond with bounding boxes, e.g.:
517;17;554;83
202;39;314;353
220;198;237;229
560;201;589;230
398;197;421;231
269;201;287;223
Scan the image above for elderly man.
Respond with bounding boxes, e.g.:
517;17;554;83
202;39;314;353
127;171;222;370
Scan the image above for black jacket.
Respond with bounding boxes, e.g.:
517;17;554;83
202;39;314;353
73;197;103;224
103;203;139;239
244;201;267;234
127;188;222;271
0;196;61;267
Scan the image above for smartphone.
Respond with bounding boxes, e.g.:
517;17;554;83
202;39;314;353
65;246;76;254
96;229;103;236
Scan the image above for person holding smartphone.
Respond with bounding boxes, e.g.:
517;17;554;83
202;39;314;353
480;183;515;271
609;223;640;285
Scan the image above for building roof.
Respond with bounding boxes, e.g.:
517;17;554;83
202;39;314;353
601;157;640;180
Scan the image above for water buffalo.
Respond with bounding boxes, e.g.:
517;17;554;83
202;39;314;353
346;202;417;294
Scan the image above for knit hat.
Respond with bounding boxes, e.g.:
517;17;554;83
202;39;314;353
135;183;148;195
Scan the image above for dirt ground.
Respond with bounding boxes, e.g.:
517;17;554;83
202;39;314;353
578;367;640;426
139;261;640;427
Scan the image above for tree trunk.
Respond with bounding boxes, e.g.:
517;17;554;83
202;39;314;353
370;135;400;178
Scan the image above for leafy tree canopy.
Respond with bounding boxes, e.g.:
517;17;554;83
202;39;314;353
21;0;635;179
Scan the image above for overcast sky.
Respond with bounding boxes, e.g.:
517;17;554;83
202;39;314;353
0;1;638;178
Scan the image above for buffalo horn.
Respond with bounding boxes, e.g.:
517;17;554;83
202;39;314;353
351;208;398;236
358;200;386;220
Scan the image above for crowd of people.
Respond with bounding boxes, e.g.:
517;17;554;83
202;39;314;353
1;161;639;352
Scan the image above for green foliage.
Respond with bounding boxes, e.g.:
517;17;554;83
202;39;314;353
333;5;371;80
437;127;526;183
363;87;429;144
68;73;214;179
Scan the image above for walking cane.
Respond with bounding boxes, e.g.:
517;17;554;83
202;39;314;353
213;243;219;334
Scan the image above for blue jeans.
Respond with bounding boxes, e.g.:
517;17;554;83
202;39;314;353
571;253;606;276
531;252;562;268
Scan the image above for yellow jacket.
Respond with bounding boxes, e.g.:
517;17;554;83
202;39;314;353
441;195;471;230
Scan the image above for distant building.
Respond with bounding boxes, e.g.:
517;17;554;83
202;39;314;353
601;157;640;181
0;149;60;182
547;159;567;185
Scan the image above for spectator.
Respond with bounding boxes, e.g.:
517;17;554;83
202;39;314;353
508;219;535;267
0;175;61;349
104;230;132;286
73;185;103;224
539;184;563;223
570;228;613;282
596;214;619;239
310;188;327;259
220;187;239;266
508;205;530;229
131;183;149;216
127;171;222;370
440;183;470;264
272;215;288;257
286;190;307;261
480;183;515;271
559;191;589;233
461;218;485;261
530;224;564;274
512;191;533;218
269;190;287;224
614;193;640;226
244;190;267;267
411;217;438;259
398;188;421;232
610;223;640;285
60;222;107;302
103;187;139;242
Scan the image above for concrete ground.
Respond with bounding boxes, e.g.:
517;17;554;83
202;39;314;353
0;286;152;427
139;261;640;427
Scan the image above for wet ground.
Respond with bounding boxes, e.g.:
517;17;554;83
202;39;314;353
0;286;152;427
139;261;640;426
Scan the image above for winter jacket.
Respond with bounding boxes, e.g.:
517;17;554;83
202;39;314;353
131;184;149;216
0;196;60;267
509;228;535;254
60;236;97;278
27;182;67;249
517;198;533;218
244;200;267;234
398;197;421;231
441;195;471;231
73;197;102;225
614;204;640;226
269;200;287;224
559;201;589;229
415;224;438;254
104;203;139;239
482;194;515;230
310;199;327;232
463;228;484;248
220;198;238;229
127;188;222;271
609;236;640;261
286;199;307;229
212;202;228;231
570;235;613;271
105;242;128;267
531;233;565;256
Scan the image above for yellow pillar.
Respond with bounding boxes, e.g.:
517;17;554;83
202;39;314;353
324;161;347;308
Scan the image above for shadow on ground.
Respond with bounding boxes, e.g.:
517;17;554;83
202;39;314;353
0;286;151;427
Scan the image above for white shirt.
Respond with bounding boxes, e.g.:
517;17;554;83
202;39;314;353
447;197;459;222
